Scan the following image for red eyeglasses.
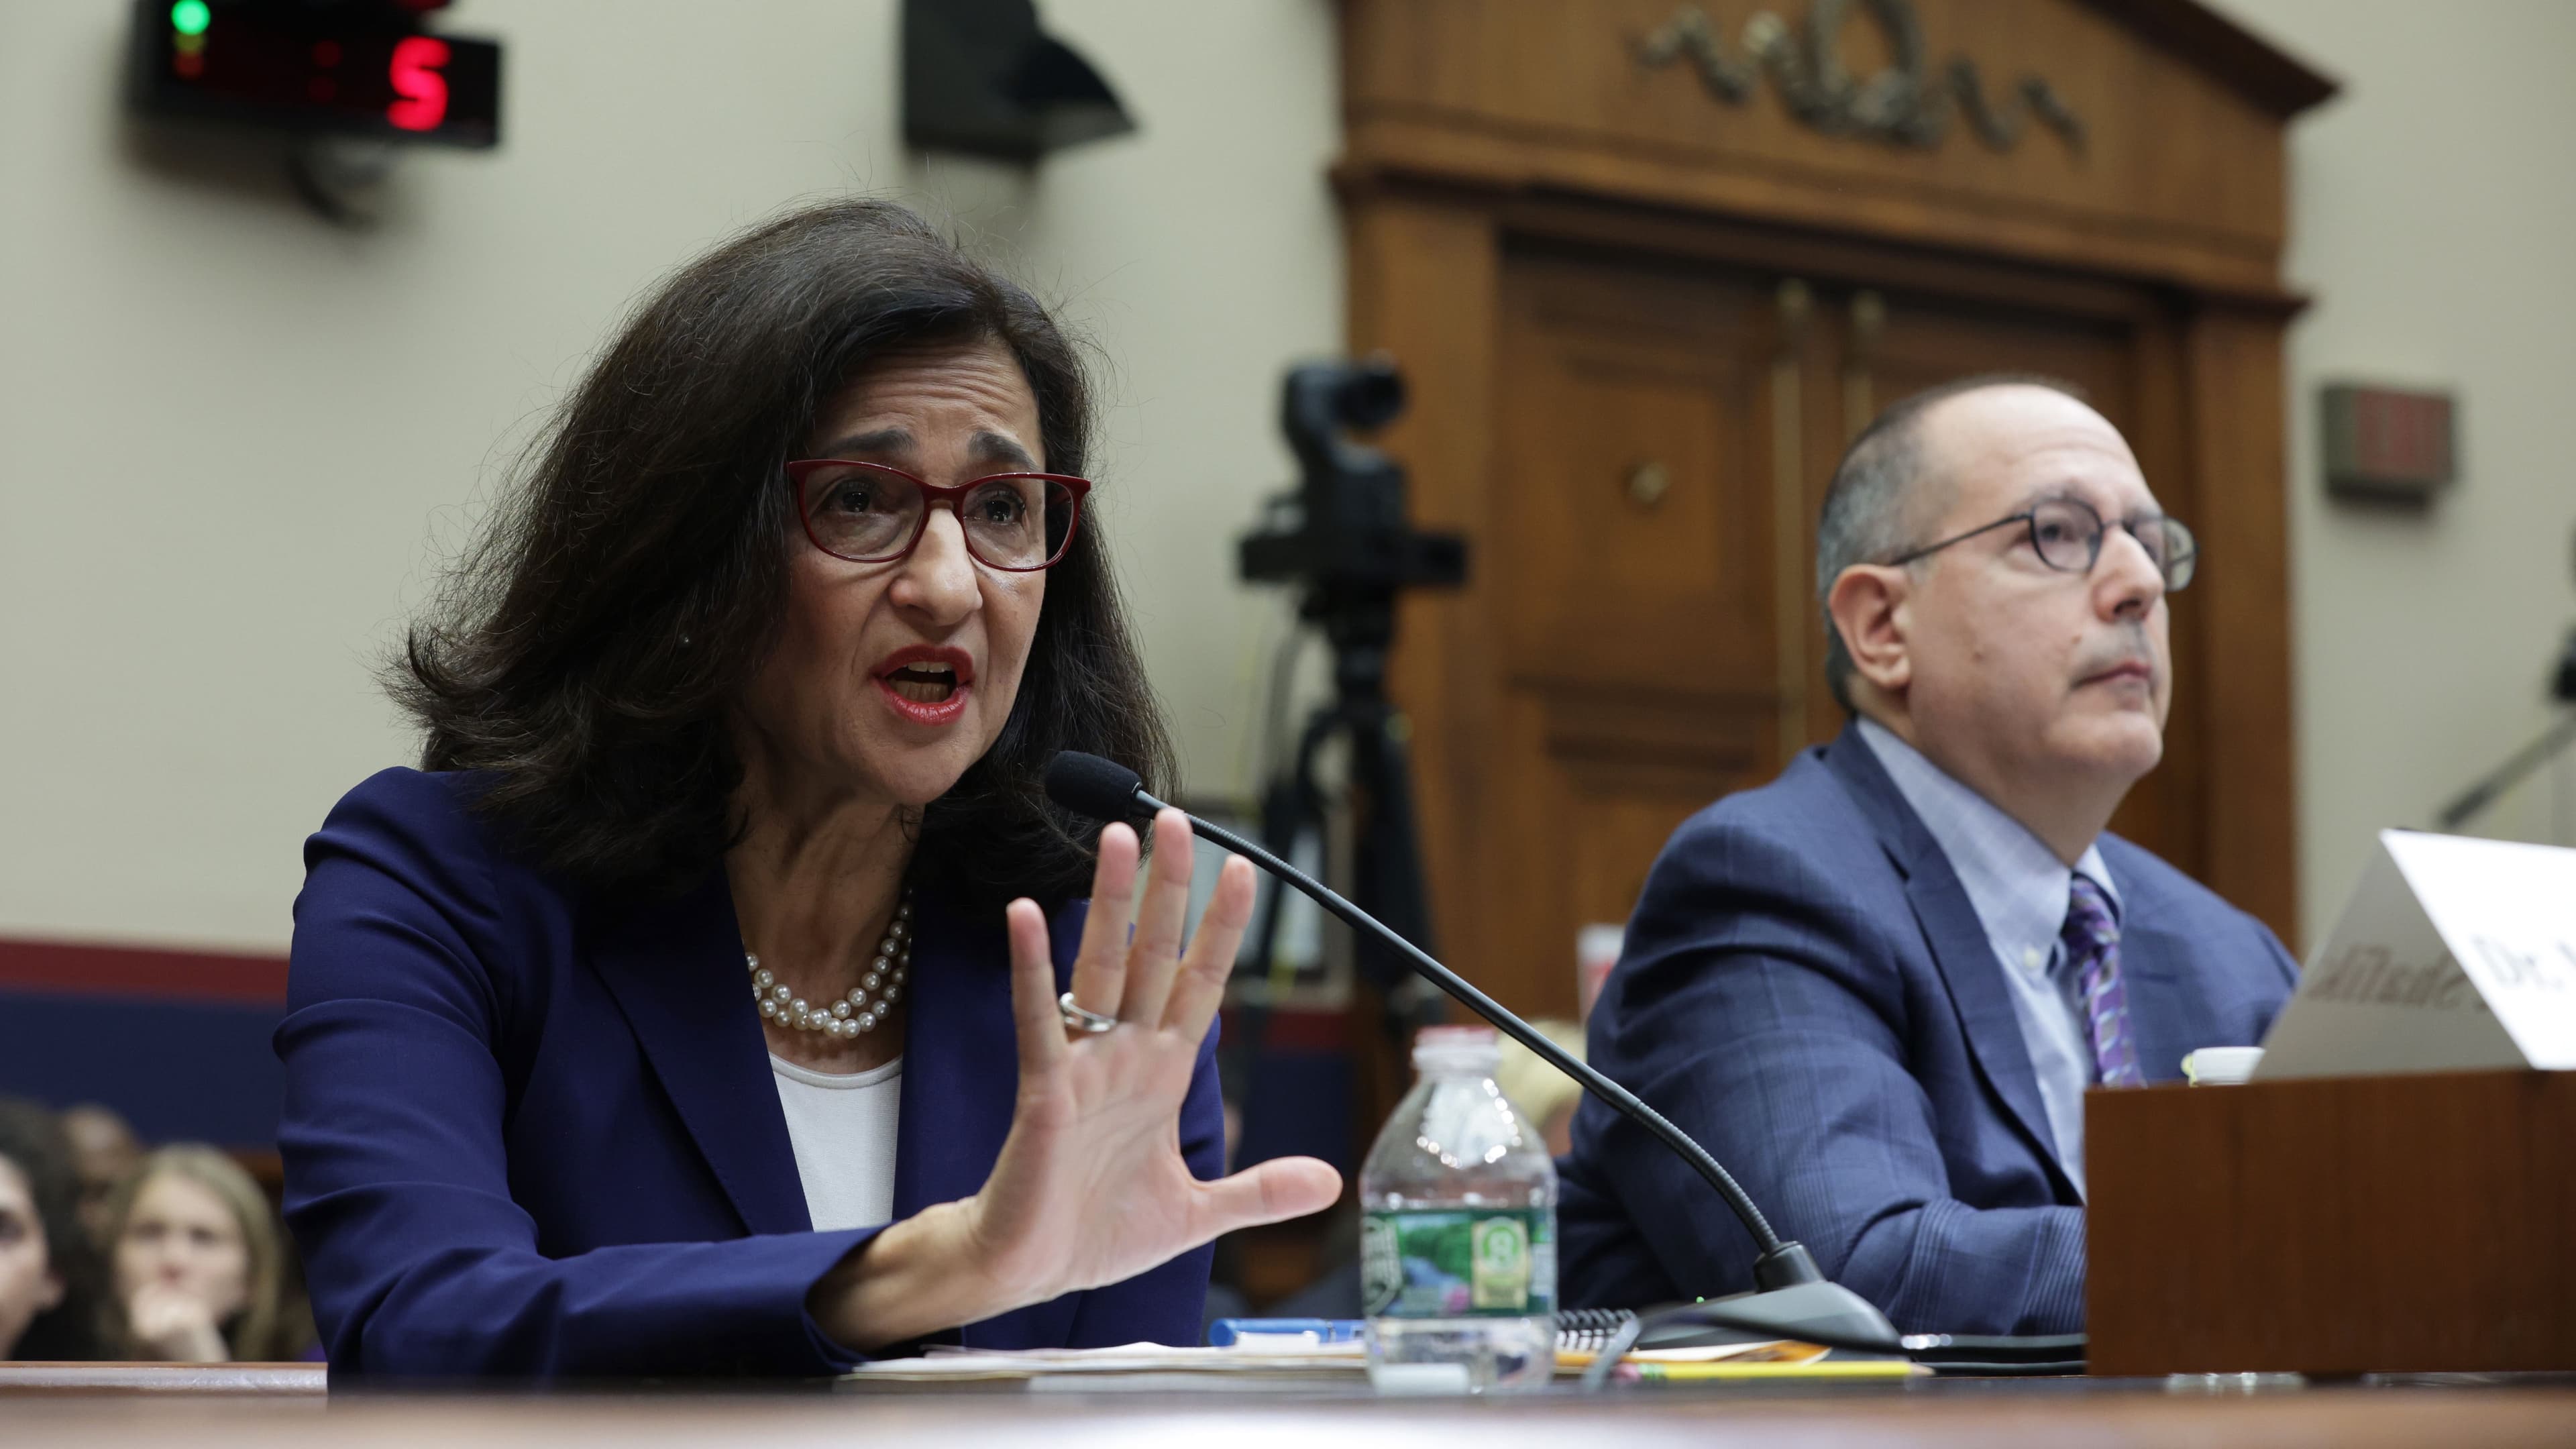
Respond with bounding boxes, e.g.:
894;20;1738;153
784;460;1091;572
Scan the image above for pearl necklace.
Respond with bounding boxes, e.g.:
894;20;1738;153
749;894;912;1040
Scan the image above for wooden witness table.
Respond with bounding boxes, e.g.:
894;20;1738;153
6;1365;2576;1446
2087;1071;2576;1375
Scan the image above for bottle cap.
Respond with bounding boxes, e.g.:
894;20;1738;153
1412;1024;1499;1073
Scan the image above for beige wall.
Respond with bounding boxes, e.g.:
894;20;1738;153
0;1;1340;951
2211;0;2576;944
7;1;2571;957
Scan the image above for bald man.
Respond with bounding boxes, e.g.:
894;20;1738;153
1558;376;2296;1335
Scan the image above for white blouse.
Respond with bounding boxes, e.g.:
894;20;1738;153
769;1054;902;1231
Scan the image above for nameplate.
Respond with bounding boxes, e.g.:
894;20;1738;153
2255;830;2576;1079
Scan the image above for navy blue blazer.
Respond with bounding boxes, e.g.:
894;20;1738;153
1558;724;2297;1334
277;768;1224;1378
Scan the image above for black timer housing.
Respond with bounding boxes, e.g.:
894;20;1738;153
128;0;502;148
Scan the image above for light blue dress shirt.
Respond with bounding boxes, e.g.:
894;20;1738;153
1854;717;2118;1197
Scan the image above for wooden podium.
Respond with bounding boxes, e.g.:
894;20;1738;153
2086;1069;2576;1375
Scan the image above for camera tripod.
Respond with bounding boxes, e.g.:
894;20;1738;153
1236;359;1466;1044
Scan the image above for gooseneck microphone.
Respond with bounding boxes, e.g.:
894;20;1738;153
1044;749;1903;1354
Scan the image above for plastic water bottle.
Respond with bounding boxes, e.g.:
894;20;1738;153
1360;1025;1557;1393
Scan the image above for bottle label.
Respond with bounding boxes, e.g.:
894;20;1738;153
1361;1208;1555;1319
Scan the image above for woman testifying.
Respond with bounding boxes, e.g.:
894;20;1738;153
278;200;1340;1377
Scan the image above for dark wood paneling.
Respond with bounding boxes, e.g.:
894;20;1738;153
1343;0;2314;292
1346;0;2318;1020
2089;1071;2576;1375
1497;251;1776;699
1346;197;1506;1013
1460;246;1794;1017
2184;307;2302;943
1381;222;2265;1014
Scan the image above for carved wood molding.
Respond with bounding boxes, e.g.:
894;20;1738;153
1638;0;2086;153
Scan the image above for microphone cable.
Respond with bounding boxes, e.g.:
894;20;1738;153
1080;767;1793;1264
1044;750;1901;1349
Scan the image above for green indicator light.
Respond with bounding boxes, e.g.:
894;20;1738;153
170;0;211;38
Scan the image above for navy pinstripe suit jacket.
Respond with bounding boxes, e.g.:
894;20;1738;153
1558;723;2296;1334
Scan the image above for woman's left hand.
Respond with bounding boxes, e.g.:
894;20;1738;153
957;809;1344;1300
808;809;1342;1348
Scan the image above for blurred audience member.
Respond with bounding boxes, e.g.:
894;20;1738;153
105;1146;300;1362
0;1098;107;1360
59;1104;142;1249
1493;1019;1587;1157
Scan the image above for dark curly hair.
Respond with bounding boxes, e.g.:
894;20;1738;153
393;199;1173;904
0;1098;107;1360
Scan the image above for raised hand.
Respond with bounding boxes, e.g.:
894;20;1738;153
961;810;1342;1297
810;811;1342;1349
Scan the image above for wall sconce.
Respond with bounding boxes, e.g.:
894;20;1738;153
903;0;1136;164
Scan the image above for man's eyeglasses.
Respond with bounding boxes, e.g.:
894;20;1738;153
784;460;1091;572
1884;494;2198;593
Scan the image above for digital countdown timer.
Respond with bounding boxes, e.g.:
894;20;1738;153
128;0;501;148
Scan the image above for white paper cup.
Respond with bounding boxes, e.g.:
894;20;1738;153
2182;1046;2263;1085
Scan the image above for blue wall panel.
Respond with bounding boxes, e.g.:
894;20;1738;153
0;989;284;1146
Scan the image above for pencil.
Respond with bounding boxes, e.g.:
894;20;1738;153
1629;1359;1926;1381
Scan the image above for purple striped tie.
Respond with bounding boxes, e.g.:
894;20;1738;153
2063;875;2143;1088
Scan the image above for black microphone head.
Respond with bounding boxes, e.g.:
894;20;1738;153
1044;751;1146;822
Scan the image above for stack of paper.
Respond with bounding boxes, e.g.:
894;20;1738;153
837;1336;1919;1392
839;1342;1364;1393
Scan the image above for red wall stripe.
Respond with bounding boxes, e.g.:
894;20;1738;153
0;938;290;1007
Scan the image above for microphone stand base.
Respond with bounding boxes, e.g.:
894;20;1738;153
1635;1281;1904;1354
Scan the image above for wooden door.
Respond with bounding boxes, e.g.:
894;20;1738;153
1340;0;2326;1029
1459;238;2194;1020
1480;246;1794;998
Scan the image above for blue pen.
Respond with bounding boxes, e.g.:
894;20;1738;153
1208;1317;1366;1347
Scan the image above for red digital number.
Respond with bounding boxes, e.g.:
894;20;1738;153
387;36;450;132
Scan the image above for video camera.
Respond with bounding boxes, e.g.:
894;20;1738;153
1238;359;1466;633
